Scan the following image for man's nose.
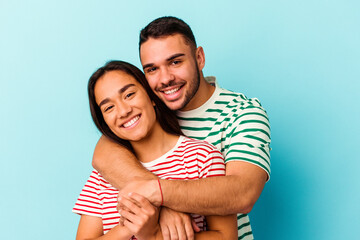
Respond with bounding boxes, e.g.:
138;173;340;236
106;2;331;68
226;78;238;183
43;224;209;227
159;67;175;86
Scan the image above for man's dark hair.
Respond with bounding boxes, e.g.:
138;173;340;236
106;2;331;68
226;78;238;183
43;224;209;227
88;60;182;152
139;16;196;49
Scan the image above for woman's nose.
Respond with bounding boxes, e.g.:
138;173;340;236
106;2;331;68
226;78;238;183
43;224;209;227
116;101;132;118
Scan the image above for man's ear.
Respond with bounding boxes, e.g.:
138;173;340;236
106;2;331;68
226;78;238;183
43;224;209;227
195;46;205;71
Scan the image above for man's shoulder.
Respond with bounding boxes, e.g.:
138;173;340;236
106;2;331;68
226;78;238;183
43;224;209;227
216;87;264;110
205;76;263;108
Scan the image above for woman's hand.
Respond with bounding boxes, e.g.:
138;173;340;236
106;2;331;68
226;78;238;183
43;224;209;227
118;192;160;240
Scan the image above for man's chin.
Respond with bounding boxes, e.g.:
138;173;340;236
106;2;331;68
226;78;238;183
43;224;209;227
163;99;185;111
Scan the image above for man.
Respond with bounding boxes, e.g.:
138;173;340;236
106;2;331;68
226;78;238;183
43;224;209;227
93;16;271;240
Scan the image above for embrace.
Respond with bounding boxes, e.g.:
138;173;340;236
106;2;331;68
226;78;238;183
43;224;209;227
73;16;271;240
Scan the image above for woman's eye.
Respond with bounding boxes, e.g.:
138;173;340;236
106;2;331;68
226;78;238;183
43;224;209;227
125;92;135;99
104;106;113;112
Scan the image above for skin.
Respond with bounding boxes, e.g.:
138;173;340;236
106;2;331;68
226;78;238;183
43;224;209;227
95;70;159;144
92;34;268;239
76;193;161;240
78;69;237;239
77;194;237;240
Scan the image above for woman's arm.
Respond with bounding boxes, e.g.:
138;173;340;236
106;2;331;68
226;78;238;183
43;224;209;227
194;214;238;240
75;215;133;240
76;192;166;240
118;194;237;240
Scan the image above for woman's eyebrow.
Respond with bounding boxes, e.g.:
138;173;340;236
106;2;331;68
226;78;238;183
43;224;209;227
118;83;135;94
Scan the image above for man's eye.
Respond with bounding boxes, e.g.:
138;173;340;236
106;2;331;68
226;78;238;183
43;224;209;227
172;60;181;65
147;67;157;73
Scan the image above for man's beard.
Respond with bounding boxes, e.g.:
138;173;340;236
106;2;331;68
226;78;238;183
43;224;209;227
178;65;201;110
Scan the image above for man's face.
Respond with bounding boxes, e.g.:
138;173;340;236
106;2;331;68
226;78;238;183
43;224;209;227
140;34;202;111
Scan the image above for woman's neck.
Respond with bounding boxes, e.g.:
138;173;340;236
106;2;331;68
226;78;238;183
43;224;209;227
130;123;180;163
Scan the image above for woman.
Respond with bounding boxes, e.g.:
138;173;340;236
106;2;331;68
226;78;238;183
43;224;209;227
73;61;237;239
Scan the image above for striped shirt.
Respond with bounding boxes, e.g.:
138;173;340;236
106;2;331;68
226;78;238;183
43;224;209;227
73;136;225;238
177;76;271;240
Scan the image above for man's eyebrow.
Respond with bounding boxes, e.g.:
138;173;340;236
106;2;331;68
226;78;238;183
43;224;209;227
142;62;154;70
166;53;185;62
98;83;135;108
142;53;185;69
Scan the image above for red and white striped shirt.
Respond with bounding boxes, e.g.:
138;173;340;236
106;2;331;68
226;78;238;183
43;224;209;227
73;136;225;238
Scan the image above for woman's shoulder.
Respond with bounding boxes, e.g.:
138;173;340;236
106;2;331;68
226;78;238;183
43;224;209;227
179;136;219;153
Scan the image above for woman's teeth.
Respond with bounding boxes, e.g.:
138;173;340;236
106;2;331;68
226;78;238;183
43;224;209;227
123;115;140;128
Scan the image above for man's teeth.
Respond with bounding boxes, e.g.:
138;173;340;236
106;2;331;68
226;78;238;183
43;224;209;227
123;116;140;128
164;87;180;95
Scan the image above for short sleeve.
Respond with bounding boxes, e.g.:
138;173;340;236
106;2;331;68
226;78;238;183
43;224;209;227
225;101;271;180
72;170;102;217
198;143;226;178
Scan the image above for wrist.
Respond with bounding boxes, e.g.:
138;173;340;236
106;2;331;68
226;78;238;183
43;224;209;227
150;179;163;207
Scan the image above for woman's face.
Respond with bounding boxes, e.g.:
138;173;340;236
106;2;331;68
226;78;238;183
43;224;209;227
94;70;157;142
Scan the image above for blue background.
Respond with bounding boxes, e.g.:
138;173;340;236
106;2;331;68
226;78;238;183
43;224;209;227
1;0;359;239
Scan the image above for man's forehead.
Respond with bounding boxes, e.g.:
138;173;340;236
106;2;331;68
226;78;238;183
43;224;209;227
140;34;191;64
141;34;189;47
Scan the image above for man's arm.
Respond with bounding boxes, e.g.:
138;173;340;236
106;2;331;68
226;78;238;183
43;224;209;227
161;161;267;215
118;161;267;215
118;194;238;240
158;98;271;215
94;135;199;239
92;135;157;190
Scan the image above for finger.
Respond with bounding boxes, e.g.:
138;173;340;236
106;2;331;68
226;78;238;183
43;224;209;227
123;217;138;234
184;219;195;239
176;224;187;240
128;192;157;216
118;196;142;215
169;225;179;240
128;192;153;209
116;200;123;211
191;219;201;233
160;225;171;240
117;196;131;212
120;207;140;224
118;201;132;213
118;216;124;226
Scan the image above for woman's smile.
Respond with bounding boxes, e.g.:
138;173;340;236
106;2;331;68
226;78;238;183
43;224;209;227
121;114;141;128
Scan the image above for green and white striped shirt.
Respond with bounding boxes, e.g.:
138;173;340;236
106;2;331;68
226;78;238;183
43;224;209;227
177;77;271;240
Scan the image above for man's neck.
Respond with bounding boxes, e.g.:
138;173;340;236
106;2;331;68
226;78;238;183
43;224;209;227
181;75;215;111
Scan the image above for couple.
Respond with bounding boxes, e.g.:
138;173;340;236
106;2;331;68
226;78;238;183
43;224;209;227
73;16;271;240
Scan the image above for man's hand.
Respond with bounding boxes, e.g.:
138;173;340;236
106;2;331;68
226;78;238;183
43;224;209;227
159;207;200;240
117;179;162;209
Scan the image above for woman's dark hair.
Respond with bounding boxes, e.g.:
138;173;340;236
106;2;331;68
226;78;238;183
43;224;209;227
88;60;182;152
139;16;196;50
